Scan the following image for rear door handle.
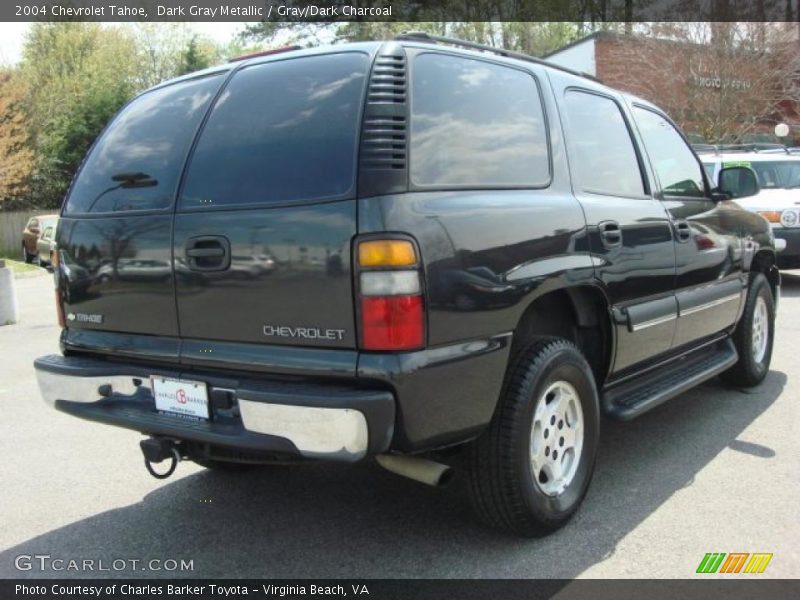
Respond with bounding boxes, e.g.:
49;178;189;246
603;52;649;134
599;220;622;248
673;219;692;243
185;236;231;271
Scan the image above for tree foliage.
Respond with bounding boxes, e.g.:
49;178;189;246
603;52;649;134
0;70;34;209
19;23;140;209
9;22;222;209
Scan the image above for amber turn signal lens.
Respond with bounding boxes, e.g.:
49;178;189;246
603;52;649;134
757;211;781;223
358;240;417;267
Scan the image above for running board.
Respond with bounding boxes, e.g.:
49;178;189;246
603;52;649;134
603;338;738;420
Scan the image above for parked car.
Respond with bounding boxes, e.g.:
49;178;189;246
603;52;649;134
34;35;779;537
698;150;800;269
35;219;60;268
21;214;59;264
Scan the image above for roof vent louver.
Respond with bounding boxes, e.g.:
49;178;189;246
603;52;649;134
358;43;408;197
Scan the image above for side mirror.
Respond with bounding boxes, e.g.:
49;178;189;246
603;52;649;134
717;166;760;200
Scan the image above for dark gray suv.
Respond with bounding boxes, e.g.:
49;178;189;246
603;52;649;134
35;34;778;536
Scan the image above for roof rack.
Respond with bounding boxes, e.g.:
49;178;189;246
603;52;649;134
691;143;791;156
394;31;600;82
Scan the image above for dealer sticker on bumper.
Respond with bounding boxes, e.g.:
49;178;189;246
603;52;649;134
151;377;209;420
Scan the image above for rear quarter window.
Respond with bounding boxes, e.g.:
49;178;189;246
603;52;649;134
179;52;369;209
64;74;223;214
410;53;549;188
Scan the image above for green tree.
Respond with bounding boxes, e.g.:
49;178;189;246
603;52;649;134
179;36;212;75
20;23;140;208
0;69;34;208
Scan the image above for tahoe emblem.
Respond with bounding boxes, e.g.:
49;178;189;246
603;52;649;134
66;312;104;324
263;325;345;341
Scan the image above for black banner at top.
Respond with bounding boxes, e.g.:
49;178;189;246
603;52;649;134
3;0;800;22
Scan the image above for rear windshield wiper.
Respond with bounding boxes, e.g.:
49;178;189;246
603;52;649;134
84;173;159;211
111;172;159;188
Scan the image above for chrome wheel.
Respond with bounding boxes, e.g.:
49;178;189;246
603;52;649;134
751;296;769;363
530;380;584;496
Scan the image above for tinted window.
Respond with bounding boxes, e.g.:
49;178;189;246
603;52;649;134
180;53;368;209
563;91;644;197
65;75;223;214
633;107;705;197
410;53;549;187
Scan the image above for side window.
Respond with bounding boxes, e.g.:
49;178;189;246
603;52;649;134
410;53;549;187
65;74;223;214
562;90;645;197
632;106;706;198
28;218;39;229
180;53;368;209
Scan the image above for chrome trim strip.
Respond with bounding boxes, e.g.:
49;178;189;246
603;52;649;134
679;293;741;317
36;370;140;408
630;313;677;332
238;399;368;461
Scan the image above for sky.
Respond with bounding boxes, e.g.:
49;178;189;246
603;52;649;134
0;22;250;65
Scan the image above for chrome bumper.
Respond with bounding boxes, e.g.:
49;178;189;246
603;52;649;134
238;400;368;460
34;355;393;462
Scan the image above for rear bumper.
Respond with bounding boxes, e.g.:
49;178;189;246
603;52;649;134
34;354;394;462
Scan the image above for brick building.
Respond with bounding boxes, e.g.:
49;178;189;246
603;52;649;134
545;31;800;145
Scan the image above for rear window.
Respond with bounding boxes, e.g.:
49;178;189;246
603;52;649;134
410;53;549;188
64;74;223;214
179;53;368;209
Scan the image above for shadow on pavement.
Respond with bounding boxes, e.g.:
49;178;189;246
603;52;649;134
0;367;786;579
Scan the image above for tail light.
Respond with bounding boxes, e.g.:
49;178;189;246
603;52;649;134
55;289;65;329
356;238;425;351
52;251;65;328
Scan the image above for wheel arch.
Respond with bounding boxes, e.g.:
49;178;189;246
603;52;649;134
751;248;779;300
510;283;614;387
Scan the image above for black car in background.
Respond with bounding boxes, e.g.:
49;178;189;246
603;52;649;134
35;34;778;536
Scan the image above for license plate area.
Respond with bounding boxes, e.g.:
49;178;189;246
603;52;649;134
151;377;209;420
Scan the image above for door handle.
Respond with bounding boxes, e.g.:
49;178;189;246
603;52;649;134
186;247;225;258
673;219;692;243
185;236;231;271
598;220;622;248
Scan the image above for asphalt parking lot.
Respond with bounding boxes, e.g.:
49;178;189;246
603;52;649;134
0;270;797;579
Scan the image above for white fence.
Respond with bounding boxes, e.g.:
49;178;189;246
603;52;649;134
0;211;41;258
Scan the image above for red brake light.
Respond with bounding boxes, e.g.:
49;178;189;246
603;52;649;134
361;295;424;351
356;236;425;351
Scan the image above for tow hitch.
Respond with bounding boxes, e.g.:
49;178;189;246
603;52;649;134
140;438;181;479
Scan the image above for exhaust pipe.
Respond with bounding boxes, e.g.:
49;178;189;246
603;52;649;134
376;454;453;487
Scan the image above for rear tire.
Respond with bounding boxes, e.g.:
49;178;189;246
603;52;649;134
467;338;600;537
721;273;774;387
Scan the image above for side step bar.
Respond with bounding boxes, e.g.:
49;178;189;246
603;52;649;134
603;338;738;420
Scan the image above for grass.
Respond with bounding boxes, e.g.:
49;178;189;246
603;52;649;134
0;256;43;276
